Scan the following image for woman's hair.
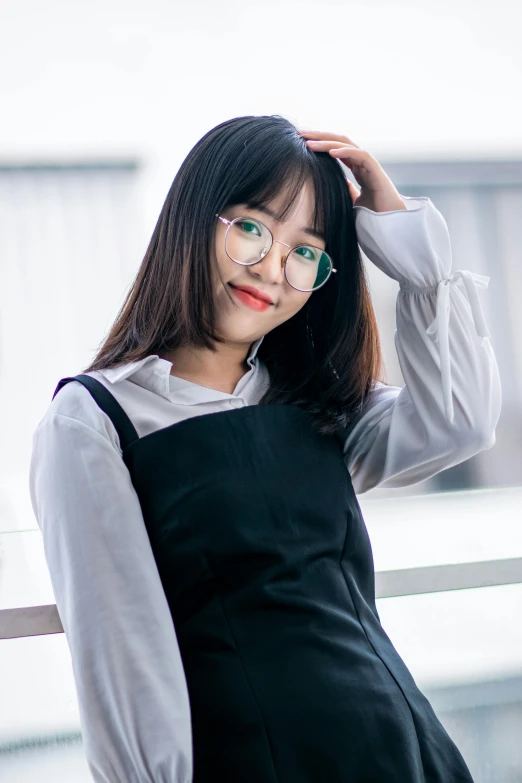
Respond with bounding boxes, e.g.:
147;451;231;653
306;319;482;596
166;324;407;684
83;114;385;435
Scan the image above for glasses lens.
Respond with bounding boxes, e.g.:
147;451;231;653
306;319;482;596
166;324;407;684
285;246;332;291
226;218;272;264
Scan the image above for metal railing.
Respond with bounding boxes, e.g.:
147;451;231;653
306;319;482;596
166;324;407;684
1;556;521;640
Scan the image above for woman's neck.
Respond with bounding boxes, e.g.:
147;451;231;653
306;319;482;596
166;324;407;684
159;342;253;395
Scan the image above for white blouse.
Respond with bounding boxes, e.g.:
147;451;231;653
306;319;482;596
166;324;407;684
28;194;501;783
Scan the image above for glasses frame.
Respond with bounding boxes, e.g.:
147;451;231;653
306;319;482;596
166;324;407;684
215;214;337;292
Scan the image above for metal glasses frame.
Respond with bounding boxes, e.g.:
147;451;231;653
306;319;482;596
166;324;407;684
215;214;337;292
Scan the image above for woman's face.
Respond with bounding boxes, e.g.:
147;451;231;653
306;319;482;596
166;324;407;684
212;179;322;349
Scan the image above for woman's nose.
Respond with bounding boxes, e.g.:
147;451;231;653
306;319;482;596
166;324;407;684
250;241;287;285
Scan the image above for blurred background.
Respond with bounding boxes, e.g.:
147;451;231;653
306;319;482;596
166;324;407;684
1;0;521;780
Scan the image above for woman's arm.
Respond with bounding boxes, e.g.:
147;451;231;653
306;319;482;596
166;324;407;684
341;195;502;495
29;392;193;783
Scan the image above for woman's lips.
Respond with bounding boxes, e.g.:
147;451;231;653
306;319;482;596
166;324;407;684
230;285;273;312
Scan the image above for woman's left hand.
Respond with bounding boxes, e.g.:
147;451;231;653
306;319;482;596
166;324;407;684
299;130;407;213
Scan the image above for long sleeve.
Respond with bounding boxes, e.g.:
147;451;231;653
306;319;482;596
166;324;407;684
29;399;193;783
342;195;502;495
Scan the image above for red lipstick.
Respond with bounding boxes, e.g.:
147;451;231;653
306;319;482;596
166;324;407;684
230;284;273;312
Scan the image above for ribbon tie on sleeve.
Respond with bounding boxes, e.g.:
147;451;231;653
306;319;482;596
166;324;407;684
425;270;491;424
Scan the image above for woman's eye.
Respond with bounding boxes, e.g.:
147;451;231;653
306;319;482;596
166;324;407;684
238;220;261;236
295;246;317;261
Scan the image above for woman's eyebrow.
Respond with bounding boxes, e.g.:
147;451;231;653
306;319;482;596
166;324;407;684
245;202;325;243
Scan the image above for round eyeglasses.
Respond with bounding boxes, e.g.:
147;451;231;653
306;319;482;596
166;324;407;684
216;214;337;292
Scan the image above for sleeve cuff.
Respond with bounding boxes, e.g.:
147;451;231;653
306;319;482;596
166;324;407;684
354;194;452;288
353;194;431;215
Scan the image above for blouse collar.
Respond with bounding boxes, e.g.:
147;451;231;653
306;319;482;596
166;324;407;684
96;335;265;403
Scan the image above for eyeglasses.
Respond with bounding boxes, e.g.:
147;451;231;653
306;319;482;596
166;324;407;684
215;214;337;292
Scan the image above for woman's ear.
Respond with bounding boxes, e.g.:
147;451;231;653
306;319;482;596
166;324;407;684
347;179;360;205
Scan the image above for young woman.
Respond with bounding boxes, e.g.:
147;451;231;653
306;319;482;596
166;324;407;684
30;115;501;782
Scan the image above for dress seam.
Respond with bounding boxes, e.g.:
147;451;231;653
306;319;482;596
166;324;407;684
339;518;427;782
206;554;281;783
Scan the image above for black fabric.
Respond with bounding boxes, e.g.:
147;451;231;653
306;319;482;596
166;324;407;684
53;375;139;449
55;375;475;782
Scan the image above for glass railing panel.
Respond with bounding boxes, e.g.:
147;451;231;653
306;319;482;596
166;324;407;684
377;583;522;781
360;485;522;572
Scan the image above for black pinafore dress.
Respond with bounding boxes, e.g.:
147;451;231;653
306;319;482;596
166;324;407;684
53;374;475;783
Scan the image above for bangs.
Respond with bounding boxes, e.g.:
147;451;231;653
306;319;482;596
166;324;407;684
83;114;381;439
237;162;311;224
222;131;349;250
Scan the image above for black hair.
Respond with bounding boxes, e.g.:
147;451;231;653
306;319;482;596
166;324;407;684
83;114;384;435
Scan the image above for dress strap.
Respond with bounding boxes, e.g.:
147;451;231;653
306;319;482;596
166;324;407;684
52;374;139;451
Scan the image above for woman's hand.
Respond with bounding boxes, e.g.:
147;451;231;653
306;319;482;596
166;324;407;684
299;130;407;213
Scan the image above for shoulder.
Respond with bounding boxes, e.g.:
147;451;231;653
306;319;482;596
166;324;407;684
356;379;401;419
34;370;121;450
341;380;402;441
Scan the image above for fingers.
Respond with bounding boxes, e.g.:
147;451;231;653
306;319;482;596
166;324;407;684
303;139;368;159
329;146;369;159
314;140;360;154
305;140;373;174
299;129;360;149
